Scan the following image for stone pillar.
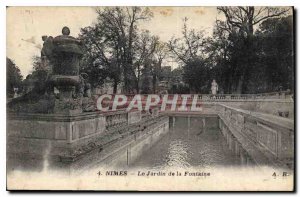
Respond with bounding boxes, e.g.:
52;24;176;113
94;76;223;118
246;156;251;166
202;118;206;133
230;137;236;153
226;132;230;146
240;149;247;165
234;140;240;156
228;135;233;151
127;147;131;166
220;126;224;136
172;117;175;128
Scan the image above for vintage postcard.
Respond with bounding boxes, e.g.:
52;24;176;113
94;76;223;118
6;6;294;191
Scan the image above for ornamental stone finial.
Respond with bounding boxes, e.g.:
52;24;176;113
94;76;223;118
62;26;70;36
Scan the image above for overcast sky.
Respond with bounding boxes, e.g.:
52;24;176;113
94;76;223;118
7;6;220;77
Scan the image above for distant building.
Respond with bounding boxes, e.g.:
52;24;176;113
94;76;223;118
93;78;123;95
160;66;172;81
157;80;169;94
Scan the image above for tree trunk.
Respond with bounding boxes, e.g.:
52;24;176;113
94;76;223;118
136;78;140;93
113;78;118;94
152;75;157;93
236;75;244;94
248;7;254;36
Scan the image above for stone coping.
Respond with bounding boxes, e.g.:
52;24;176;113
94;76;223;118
202;99;293;103
161;111;218;117
7;109;127;122
162;103;293;132
218;103;294;131
7;103;293;131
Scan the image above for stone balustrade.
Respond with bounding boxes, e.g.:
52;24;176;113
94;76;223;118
128;110;142;124
7;109;144;145
7;95;294;171
120;91;293;102
7;108;167;172
196;91;293;101
216;104;294;168
103;110;128;129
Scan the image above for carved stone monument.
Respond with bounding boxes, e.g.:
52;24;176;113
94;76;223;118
47;26;84;114
211;79;218;95
13;87;19;98
7;27;96;114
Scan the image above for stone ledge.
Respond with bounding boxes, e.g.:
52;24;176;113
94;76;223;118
218;103;294;131
219;115;290;169
7;109;129;122
57;116;168;162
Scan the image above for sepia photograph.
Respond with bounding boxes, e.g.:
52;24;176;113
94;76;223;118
5;4;294;191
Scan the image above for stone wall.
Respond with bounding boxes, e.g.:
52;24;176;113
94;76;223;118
7;110;169;173
222;100;294;119
94;117;169;169
217;104;294;169
7;113;107;153
127;110;142;124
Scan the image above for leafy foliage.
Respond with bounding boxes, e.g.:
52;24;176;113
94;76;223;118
167;7;293;94
6;58;23;96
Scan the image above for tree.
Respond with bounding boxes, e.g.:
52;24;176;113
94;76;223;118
205;26;232;93
79;7;154;93
94;7;153;93
183;58;213;93
27;56;50;92
217;7;290;37
133;30;159;92
168;17;207;65
215;6;291;93
167;18;208;93
169;67;189;94
6;58;23;97
140;59;152;94
254;15;294;92
80;24;120;93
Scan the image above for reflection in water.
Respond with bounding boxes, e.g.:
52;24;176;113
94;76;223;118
165;140;191;168
131;117;240;170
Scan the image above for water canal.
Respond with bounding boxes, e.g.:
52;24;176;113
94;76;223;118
130;116;240;170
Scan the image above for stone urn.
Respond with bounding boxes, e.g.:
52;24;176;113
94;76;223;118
49;26;84;114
